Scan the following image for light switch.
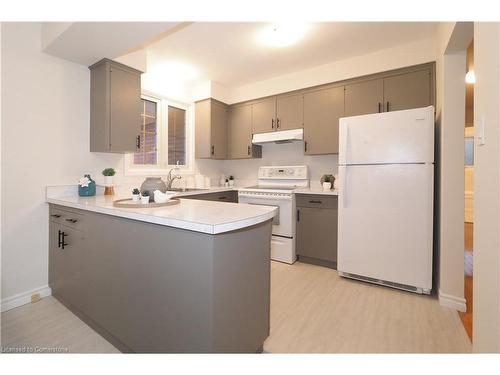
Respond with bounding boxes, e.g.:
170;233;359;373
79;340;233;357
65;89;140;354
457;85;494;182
477;116;486;146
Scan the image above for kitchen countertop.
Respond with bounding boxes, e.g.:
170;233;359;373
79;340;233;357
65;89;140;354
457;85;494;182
46;186;275;235
294;187;339;196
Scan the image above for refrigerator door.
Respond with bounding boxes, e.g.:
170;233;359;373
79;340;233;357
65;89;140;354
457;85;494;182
337;163;433;291
339;106;434;165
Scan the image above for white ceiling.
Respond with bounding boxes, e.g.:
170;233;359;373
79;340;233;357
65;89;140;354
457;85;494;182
145;22;438;87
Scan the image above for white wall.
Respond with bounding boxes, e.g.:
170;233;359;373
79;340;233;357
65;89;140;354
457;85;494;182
473;22;500;353
0;23;223;302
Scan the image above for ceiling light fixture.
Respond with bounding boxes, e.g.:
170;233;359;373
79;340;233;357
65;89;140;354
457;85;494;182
257;22;309;48
465;70;476;84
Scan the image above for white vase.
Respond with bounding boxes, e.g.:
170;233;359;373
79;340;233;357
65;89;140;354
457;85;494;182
132;194;140;202
322;182;332;191
229;180;234;187
140;195;150;204
104;176;114;186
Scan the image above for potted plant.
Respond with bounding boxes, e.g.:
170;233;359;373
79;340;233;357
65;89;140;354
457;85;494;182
228;175;235;188
140;190;150;204
102;168;116;186
320;174;335;191
78;174;96;197
132;188;141;202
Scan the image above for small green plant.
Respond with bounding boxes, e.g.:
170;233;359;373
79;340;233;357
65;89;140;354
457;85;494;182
132;188;140;195
229;175;234;180
321;174;335;183
102;168;116;176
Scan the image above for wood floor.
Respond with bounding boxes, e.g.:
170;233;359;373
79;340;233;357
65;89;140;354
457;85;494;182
459;222;474;341
1;261;471;353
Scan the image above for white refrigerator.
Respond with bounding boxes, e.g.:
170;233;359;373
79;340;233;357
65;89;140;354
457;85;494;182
337;106;434;294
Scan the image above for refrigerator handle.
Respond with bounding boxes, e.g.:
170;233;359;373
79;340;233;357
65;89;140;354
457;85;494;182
340;166;348;209
339;121;349;165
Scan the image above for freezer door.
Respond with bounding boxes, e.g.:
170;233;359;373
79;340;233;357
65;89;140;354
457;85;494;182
339;106;434;165
337;164;433;290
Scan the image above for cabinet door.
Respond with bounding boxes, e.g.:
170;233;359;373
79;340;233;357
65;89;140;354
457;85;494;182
228;105;253;159
195;100;212;159
211;101;227;159
252;97;276;134
276;93;303;131
109;65;142;152
303;86;344;155
296;206;338;262
345;79;384;117
383;69;432;112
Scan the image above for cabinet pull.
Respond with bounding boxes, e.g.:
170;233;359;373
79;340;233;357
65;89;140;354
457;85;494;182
378;102;381;113
276;118;280;129
247;145;251;155
309;200;322;204
297;209;300;222
136;135;141;149
211;145;215;155
58;230;68;249
271;118;274;129
386;101;390;112
218;196;227;200
66;218;78;224
51;214;61;218
304;141;308;152
58;230;62;248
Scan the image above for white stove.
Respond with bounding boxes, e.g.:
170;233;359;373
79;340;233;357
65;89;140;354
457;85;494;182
238;166;309;264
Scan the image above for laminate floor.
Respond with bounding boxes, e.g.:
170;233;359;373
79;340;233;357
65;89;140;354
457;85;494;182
1;261;471;353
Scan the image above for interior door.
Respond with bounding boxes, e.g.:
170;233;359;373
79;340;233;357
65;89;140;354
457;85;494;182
303;86;344;155
344;79;384;117
337;164;434;290
252;97;276;134
383;70;432;112
276;93;303;131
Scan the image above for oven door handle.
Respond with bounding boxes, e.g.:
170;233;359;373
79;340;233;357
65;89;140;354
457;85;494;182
237;193;292;200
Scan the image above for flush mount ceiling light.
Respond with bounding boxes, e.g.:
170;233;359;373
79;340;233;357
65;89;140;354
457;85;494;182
465;70;476;84
256;22;309;48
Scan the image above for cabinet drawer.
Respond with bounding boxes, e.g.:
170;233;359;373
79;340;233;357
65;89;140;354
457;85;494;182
49;206;85;231
183;191;238;203
295;194;337;209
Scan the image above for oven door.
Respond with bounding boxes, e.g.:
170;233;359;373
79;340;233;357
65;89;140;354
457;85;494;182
238;193;293;238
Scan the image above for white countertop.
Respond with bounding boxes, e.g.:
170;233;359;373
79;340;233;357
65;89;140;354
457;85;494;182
294;187;339;196
46;186;276;235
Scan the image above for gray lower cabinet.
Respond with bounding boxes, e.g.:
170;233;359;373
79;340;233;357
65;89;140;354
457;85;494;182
303;86;344;155
295;194;338;269
89;58;143;153
195;99;227;159
383;69;432;112
48;204;271;353
228;105;262;159
183;190;238;203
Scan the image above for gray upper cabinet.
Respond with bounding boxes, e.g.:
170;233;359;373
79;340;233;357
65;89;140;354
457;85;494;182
383;69;432;112
303;86;344;155
345;78;384;117
251;97;276;134
228;105;262;159
276;93;303;131
89;58;142;153
195;98;227;159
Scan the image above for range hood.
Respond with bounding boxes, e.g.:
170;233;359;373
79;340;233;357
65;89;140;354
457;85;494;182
252;128;304;144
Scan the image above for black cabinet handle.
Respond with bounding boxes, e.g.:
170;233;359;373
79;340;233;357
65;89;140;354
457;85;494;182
60;231;68;249
218;196;227;200
386;101;390;112
297;209;300;222
247;145;251;155
136;135;141;149
378;102;381;113
211;145;215;155
271;119;274;129
58;230;62;248
309;200;323;204
276;118;280;128
51;214;61;218
304;141;308;152
65;218;78;224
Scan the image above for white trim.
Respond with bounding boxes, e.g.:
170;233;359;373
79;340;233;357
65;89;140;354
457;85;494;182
1;285;52;312
124;91;194;176
439;290;467;312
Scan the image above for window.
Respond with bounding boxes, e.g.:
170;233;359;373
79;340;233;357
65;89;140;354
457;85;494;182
125;93;192;175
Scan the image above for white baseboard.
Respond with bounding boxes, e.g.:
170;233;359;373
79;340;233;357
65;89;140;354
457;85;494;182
439;290;467;312
1;285;52;313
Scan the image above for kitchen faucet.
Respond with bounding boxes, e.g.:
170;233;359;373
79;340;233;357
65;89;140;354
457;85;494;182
166;161;182;190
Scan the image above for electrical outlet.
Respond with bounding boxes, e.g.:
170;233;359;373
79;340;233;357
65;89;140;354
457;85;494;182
31;293;41;303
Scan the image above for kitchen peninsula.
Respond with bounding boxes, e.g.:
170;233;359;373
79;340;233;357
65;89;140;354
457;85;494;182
46;186;276;353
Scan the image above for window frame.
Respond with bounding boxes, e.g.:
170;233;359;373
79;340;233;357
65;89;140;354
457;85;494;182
124;91;194;176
